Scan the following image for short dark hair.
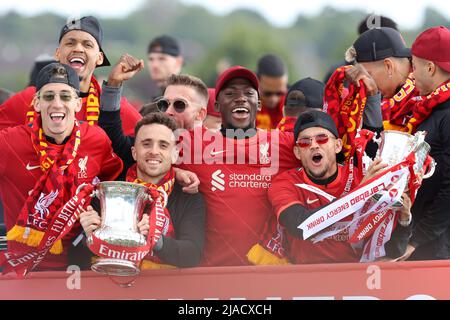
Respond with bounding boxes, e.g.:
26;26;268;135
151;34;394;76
256;54;287;78
135;112;178;137
167;74;209;105
358;15;398;35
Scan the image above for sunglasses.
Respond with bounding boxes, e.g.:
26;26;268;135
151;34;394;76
262;91;285;97
296;133;334;148
39;90;76;102
156;98;188;113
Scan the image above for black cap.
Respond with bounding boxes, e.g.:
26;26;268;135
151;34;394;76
285;77;324;109
35;63;80;92
59;16;110;67
294;110;339;142
353;27;411;62
29;54;57;87
148;35;181;57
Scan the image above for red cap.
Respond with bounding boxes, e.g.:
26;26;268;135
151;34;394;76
215;66;259;99
206;88;220;117
412;26;450;73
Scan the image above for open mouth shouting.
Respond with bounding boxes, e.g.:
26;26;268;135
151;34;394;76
49;112;66;124
231;107;250;120
311;152;324;167
69;57;86;72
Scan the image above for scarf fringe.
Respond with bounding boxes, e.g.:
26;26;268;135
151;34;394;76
246;244;290;266
140;259;176;270
7;225;63;254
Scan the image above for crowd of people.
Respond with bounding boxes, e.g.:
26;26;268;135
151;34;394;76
1;13;450;275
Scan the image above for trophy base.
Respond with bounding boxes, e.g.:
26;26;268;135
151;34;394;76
91;258;140;277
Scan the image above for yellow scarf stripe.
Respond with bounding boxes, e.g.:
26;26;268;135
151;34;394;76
7;225;63;254
246;243;291;266
140;260;176;270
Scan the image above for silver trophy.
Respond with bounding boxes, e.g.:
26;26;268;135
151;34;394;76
376;130;435;178
88;181;148;277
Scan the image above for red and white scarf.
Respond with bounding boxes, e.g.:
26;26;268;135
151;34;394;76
324;67;368;159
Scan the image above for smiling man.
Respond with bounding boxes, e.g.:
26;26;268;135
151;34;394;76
97;65;301;266
0;63;123;272
0;16;141;135
80;112;205;269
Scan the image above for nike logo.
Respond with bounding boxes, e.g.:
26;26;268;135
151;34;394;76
306;198;319;205
26;163;41;171
210;150;227;156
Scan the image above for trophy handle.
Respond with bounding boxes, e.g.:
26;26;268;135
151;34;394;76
423;158;436;179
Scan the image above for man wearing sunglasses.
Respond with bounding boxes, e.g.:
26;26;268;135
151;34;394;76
98;65;300;267
155;74;208;130
0;16;141;136
255;54;288;130
252;110;412;264
0;63;123;272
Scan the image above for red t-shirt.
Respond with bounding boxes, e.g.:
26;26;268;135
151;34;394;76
178;127;299;266
268;165;362;264
0;122;123;270
276;116;297;132
256;96;285;130
0;79;141;136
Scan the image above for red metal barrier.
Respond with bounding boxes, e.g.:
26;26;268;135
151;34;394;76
1;260;449;300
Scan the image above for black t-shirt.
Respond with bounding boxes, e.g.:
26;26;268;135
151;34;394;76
155;182;205;267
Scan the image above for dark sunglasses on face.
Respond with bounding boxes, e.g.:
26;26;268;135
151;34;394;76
296;133;334;148
39;90;76;102
156;98;188;113
262;91;285;97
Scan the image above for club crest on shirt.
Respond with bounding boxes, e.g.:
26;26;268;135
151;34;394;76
78;156;88;179
259;142;270;164
34;190;59;219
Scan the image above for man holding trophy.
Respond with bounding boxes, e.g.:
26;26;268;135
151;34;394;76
249;110;417;264
80;112;205;272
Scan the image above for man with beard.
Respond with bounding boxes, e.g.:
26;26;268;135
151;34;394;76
97;65;300;266
0;16;141;135
80;113;205;269
250;110;412;264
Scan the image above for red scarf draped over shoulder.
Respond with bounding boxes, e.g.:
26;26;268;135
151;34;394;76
7;114;81;254
382;78;450;133
126;164;176;268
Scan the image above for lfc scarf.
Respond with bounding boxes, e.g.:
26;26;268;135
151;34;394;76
125;164;176;267
276;116;297;132
381;77;418;131
324;67;367;159
27;76;101;126
7;115;81;254
385;79;450;133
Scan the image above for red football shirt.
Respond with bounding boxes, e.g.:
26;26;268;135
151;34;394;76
0;122;123;270
256;96;285;130
178;127;299;266
0;77;141;136
268;165;362;264
276;116;297;132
